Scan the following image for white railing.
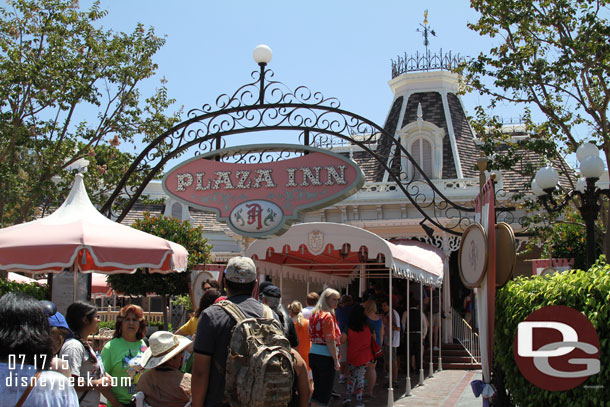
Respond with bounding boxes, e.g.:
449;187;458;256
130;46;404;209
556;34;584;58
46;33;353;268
97;306;164;324
360;179;480;194
452;308;481;363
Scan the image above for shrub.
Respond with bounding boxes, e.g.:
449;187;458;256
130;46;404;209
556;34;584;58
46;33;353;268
107;213;211;297
97;320;116;331
494;259;610;405
0;278;49;300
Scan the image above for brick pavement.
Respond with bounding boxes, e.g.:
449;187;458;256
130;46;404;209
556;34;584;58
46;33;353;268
329;369;483;407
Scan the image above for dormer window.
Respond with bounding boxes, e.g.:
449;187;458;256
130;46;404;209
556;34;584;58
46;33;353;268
164;198;191;223
410;137;433;180
398;103;445;181
171;202;182;219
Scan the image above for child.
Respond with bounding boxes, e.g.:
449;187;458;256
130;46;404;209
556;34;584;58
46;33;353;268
342;304;374;407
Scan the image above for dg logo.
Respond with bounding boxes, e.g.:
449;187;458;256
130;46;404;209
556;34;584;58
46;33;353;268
513;305;600;391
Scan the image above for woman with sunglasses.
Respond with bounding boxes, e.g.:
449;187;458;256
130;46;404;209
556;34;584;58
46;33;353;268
308;288;341;407
61;301;120;407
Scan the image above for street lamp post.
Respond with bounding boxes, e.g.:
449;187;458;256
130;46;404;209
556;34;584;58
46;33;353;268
531;143;609;268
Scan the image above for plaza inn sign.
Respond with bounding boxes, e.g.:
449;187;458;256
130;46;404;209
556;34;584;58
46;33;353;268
163;144;365;237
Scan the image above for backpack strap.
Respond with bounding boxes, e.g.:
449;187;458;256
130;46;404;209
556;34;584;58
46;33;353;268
214;299;248;324
262;304;273;319
15;369;41;407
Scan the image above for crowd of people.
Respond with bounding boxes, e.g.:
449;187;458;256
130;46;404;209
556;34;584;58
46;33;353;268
0;257;441;407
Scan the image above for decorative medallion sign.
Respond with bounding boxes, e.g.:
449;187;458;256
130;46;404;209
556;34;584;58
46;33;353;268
163;144;365;237
307;230;325;255
458;223;488;289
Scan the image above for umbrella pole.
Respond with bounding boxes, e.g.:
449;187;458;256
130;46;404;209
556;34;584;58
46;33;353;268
73;264;78;303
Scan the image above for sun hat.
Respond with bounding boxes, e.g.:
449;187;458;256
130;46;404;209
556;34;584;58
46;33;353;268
141;331;191;369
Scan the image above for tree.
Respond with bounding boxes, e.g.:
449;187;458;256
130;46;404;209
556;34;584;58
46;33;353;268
0;0;181;226
107;213;211;329
460;0;610;259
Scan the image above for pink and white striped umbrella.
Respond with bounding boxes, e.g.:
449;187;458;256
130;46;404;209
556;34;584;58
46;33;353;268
0;173;188;275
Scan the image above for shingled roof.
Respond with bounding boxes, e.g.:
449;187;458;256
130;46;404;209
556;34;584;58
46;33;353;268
373;96;403;182
121;203;228;232
490;144;574;193
447;93;478;178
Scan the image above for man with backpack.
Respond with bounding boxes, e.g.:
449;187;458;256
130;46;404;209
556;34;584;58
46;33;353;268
259;283;299;348
191;256;296;407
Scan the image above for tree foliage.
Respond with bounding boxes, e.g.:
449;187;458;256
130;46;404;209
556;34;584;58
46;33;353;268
0;278;48;300
463;0;610;152
107;213;211;297
0;0;181;226
460;0;610;256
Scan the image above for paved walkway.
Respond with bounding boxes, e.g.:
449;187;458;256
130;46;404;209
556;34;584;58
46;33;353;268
329;369;483;407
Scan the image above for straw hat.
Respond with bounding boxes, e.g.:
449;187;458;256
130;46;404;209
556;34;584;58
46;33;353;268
141;331;191;369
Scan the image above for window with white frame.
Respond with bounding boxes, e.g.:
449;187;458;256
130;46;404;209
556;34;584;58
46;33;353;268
398;121;445;181
171;202;182;219
410;137;433;180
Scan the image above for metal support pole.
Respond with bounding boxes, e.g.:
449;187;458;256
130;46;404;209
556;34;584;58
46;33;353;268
387;270;394;407
359;264;365;298
73;265;78;303
419;283;425;386
405;278;411;396
258;63;266;105
280;267;283;298
582;178;599;268
429;286;434;377
438;286;443;372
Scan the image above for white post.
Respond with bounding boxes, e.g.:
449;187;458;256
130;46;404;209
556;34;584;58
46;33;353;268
419;283;425;386
359;263;365;298
73;265;78;303
405;278;411;396
387;268;394;407
429;286;434;377
438;285;443;371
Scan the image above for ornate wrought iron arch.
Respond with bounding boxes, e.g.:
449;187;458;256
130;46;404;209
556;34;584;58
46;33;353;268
102;63;485;236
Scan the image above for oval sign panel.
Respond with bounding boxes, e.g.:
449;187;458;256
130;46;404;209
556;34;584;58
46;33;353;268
162;144;365;238
458;223;488;289
230;200;284;235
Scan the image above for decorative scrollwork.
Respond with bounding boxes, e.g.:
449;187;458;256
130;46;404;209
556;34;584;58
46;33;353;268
391;49;465;78
210;146;305;164
101;66;486;236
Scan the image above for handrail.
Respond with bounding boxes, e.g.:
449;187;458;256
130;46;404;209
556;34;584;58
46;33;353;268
451;307;481;363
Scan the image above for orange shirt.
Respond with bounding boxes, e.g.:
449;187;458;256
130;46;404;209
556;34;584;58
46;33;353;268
309;311;340;345
293;317;311;370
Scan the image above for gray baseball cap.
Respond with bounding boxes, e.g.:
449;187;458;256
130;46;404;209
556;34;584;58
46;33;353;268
224;256;257;283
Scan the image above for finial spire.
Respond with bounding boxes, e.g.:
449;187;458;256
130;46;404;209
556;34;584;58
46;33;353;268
417;9;436;55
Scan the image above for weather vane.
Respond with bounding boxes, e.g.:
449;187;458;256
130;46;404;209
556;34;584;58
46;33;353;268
416;9;436;55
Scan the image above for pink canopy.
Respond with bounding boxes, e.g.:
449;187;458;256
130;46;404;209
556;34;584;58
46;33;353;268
7;272;46;285
91;273;113;297
0;173;188;275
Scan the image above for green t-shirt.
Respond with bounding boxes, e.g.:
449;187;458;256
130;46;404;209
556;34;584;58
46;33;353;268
101;337;147;406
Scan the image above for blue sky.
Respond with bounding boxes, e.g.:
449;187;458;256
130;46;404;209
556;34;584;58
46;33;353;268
90;0;505;133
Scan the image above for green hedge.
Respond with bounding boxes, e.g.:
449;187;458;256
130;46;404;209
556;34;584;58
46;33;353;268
0;278;49;300
495;261;610;406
